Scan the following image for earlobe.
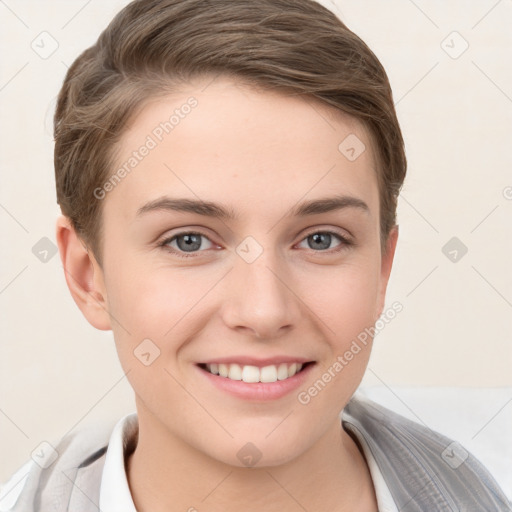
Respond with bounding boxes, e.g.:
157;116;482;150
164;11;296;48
375;225;399;319
56;216;112;331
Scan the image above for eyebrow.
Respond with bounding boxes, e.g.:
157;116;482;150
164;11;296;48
136;194;370;220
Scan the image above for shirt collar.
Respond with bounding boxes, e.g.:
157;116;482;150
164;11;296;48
99;413;138;512
342;415;399;512
99;410;397;512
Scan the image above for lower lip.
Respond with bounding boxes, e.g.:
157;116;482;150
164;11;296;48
196;363;315;401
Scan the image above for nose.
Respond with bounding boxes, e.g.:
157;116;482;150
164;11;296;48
220;247;302;340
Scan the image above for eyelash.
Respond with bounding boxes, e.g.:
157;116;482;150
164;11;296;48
158;229;354;259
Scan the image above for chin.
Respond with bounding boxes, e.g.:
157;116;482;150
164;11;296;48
202;437;304;469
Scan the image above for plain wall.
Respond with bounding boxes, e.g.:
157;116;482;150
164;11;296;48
1;0;511;483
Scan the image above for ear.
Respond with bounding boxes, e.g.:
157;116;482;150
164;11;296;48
56;215;112;330
375;225;399;319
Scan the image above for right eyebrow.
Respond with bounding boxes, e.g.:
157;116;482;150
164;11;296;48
136;197;239;221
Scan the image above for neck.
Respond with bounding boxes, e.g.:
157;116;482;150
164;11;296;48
126;408;378;512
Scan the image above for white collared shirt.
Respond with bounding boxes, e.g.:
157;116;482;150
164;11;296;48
1;412;398;511
98;413;399;512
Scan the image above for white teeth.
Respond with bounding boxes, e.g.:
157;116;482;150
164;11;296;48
277;363;289;380
242;365;260;383
228;364;242;380
205;362;304;383
260;365;277;383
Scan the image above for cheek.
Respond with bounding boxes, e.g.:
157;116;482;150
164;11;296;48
104;251;192;332
110;276;184;335
104;260;217;365
104;266;190;403
302;258;381;340
293;264;380;415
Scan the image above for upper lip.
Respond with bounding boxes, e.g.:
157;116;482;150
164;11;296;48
198;356;314;367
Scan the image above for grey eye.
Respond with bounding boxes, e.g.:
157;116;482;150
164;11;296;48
298;232;343;251
166;232;214;253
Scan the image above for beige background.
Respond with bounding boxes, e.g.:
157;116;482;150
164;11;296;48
1;0;511;492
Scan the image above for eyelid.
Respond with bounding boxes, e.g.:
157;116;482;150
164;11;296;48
300;225;352;241
158;230;218;255
157;226;216;245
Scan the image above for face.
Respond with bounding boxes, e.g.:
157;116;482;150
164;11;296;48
90;77;397;467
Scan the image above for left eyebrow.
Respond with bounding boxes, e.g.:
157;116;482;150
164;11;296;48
290;194;370;217
136;194;370;220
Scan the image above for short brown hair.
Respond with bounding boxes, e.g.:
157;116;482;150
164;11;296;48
54;0;407;263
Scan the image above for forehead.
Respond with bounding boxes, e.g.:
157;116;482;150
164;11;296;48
105;77;379;222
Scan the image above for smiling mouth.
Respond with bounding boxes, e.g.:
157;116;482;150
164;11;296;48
197;362;314;383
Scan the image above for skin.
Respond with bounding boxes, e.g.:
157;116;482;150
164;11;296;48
57;76;398;512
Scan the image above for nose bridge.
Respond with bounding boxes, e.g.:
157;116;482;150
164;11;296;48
222;239;301;338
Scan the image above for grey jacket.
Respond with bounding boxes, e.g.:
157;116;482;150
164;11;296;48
5;394;512;511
